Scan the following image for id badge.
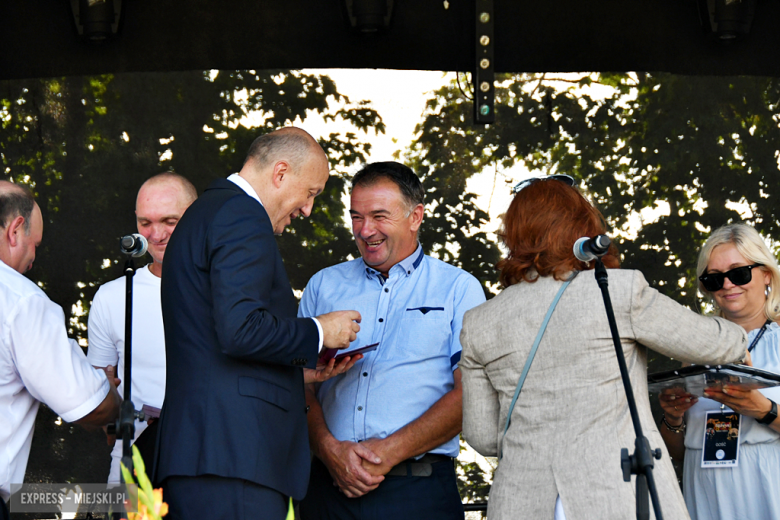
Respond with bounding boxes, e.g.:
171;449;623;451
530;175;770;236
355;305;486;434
701;410;741;468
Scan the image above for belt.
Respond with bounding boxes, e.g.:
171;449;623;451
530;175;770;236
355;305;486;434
386;454;453;477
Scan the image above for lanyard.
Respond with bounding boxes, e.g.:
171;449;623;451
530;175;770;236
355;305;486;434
747;320;771;353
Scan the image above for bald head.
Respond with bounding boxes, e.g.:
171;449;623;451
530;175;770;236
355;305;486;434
243;127;328;174
136;172;197;276
137;172;197;207
239;127;330;235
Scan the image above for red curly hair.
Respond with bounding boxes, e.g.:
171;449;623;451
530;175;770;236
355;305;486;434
497;178;620;287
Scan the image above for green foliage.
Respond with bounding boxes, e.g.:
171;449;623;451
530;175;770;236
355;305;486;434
456;457;492;518
404;72;780;307
0;70;385;338
551;73;780;311
401;87;503;297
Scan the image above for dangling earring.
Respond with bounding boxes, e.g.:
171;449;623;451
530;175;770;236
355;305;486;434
766;285;772;298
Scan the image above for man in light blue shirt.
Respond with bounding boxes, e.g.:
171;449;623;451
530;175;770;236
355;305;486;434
299;162;485;520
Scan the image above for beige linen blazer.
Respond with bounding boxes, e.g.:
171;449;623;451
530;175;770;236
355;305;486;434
461;269;748;520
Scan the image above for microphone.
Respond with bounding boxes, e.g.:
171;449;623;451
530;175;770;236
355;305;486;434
119;234;148;257
573;235;611;262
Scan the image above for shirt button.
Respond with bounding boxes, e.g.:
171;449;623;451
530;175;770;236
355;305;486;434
384;288;389;293
378;318;384;323
363;372;368;377
358;406;363;411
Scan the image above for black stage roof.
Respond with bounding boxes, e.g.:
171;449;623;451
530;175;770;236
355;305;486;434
2;0;780;80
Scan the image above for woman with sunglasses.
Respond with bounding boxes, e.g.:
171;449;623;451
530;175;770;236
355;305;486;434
460;178;749;520
658;223;780;520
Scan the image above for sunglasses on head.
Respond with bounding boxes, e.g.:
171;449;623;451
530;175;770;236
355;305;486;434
698;264;764;292
512;174;575;194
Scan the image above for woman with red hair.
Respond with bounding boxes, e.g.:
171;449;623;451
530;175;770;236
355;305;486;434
460;176;748;520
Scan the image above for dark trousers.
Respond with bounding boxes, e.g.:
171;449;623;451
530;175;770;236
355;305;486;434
299;457;465;520
162;474;288;520
0;497;8;520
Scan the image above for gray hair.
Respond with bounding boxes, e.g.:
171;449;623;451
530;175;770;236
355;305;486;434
0;184;35;235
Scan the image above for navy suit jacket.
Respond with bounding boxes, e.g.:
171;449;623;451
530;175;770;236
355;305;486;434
156;178;319;499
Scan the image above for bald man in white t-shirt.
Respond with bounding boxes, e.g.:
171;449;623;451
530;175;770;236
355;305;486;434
87;172;197;484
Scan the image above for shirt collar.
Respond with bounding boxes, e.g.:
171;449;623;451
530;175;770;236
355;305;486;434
363;243;424;280
227;173;264;207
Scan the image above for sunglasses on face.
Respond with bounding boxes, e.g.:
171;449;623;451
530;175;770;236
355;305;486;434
698;264;764;292
512;174;575;194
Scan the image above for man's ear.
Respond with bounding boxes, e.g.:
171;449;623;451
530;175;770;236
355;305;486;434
409;204;424;233
271;160;291;189
6;215;25;247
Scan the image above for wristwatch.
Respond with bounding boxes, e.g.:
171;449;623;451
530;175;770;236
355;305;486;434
757;399;778;425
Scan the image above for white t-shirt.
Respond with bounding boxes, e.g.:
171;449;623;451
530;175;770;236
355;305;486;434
87;264;166;484
0;260;109;502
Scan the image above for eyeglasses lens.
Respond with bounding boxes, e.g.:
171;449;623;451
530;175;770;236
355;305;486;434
699;265;758;292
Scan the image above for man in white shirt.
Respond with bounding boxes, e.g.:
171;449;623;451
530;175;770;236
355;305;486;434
87;172;197;484
0;181;121;516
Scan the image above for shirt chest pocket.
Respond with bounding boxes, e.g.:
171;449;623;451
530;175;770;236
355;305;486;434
396;308;452;359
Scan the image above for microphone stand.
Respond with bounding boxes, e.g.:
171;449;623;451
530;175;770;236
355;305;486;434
118;255;137;480
107;252;147;484
594;259;664;520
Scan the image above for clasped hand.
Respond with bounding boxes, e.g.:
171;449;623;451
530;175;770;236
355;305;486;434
322;437;399;498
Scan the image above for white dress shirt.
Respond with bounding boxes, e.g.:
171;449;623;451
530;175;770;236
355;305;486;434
0;260;108;502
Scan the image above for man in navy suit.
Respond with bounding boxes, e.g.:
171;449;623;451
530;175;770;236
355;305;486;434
156;127;361;520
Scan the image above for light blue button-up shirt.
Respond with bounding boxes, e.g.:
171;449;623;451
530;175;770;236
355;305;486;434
299;245;486;457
